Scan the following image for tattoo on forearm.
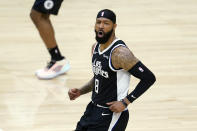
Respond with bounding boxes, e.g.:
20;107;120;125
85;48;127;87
80;78;94;95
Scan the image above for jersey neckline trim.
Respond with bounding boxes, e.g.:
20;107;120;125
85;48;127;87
98;38;120;55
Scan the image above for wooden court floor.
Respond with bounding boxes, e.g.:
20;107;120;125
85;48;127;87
0;0;197;131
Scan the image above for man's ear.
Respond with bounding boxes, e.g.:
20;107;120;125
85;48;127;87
113;23;117;30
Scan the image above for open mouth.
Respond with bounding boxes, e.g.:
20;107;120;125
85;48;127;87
98;31;104;38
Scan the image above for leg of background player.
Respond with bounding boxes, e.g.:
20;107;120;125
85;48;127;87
30;9;70;79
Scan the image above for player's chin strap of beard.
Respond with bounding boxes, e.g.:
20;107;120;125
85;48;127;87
96;9;116;24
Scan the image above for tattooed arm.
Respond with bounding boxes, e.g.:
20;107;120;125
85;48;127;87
91;43;97;56
111;46;139;70
107;46;156;113
80;77;94;95
68;78;94;100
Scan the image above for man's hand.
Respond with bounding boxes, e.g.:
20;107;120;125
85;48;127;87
106;101;126;113
68;88;81;100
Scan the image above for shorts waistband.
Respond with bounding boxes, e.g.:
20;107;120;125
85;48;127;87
91;101;109;108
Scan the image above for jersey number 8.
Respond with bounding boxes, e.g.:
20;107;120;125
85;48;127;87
95;79;99;94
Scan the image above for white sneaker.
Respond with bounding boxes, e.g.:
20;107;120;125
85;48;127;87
35;59;70;80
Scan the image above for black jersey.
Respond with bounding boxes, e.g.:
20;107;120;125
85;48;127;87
92;38;131;106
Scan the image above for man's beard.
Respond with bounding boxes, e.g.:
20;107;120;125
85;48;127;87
95;29;113;44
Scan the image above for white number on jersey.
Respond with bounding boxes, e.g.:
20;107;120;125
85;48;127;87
95;79;99;94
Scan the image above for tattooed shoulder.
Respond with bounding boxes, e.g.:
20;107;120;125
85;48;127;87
91;43;97;56
111;46;139;70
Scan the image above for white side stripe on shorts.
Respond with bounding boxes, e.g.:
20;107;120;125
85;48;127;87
108;112;122;131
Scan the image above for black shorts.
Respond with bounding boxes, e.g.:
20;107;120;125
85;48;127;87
32;0;63;15
75;102;129;131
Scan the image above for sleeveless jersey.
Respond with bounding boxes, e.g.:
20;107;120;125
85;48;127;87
92;38;131;106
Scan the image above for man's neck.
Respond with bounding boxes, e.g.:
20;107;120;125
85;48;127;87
100;35;116;52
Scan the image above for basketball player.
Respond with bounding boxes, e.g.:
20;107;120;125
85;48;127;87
30;0;70;79
68;9;156;131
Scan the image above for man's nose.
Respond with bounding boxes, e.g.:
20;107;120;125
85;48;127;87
99;23;104;28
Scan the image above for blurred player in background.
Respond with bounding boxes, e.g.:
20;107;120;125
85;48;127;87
30;0;70;79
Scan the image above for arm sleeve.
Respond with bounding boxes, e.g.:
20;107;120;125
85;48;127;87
126;61;156;103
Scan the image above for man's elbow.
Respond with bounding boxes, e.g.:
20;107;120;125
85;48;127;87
149;73;156;85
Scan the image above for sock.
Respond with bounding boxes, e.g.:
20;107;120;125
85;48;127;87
48;46;64;61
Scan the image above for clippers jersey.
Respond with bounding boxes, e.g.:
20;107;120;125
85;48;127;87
92;38;131;106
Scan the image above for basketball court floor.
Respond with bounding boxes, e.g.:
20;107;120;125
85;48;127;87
0;0;197;130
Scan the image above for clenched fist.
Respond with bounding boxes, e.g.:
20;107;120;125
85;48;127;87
68;88;81;100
